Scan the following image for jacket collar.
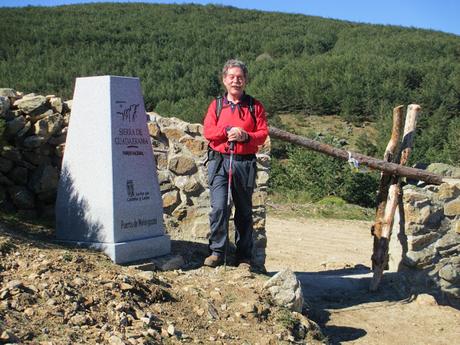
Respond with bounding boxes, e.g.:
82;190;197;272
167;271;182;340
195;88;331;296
223;92;248;106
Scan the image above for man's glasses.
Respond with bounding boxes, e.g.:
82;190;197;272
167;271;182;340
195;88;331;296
225;74;245;82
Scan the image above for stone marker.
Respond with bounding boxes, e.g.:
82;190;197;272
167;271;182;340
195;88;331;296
56;76;170;263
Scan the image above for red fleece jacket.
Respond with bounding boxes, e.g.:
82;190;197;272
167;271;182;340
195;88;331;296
203;96;268;155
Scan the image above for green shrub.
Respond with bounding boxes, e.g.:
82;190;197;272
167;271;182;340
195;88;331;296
317;196;346;206
269;145;345;200
341;171;379;207
442;117;460;165
269;137;379;207
0;118;6;145
355;132;378;157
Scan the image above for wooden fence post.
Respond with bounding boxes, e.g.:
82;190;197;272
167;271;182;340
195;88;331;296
370;104;421;291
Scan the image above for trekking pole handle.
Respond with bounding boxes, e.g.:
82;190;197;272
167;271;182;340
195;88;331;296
229;141;235;151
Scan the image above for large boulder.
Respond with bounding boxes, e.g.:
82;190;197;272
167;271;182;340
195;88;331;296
22;135;46;149
427;163;460;179
264;269;304;312
29;164;59;194
444;199;460;217
174;175;202;195
6;116;26;136
0;88;18;99
168;155;197;175
8;186;35;210
178;136;207;156
8;166;28;185
0;96;10;116
162;127;187;141
147;121;161;139
1;146;22;162
13;95;47;114
34;113;63;140
48;96;63;113
0;157;13;174
162;189;181;213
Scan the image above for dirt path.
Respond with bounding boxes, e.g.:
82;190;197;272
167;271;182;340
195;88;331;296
265;216;460;345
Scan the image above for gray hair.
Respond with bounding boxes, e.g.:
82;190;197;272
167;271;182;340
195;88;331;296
222;59;248;80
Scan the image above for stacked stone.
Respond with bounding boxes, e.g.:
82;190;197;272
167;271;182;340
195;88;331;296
389;174;460;301
0;89;68;218
146;112;271;268
146;113;209;237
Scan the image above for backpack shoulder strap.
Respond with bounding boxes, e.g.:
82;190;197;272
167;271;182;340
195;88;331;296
246;95;257;128
215;95;223;120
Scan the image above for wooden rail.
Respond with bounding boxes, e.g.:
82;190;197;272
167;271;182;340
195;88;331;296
268;126;444;185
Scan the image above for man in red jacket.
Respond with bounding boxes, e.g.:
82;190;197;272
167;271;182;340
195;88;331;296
203;59;268;268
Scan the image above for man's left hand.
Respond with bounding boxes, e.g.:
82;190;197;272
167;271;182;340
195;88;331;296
228;127;248;142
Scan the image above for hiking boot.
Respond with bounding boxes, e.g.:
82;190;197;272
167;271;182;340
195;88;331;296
203;255;223;267
236;258;252;269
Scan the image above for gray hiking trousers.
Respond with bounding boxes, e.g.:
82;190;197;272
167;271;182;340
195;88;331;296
207;153;257;260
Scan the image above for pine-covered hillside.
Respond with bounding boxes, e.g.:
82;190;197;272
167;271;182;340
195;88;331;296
0;3;459;164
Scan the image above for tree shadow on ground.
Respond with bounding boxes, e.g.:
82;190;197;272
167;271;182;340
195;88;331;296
0;215;57;250
171;241;458;344
267;264;456;345
0;164;105;250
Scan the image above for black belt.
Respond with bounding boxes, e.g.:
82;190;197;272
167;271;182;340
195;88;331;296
222;153;256;161
208;149;255;162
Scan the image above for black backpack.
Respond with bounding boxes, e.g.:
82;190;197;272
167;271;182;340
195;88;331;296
215;94;257;129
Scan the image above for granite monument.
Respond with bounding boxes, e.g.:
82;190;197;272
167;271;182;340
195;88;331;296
56;76;170;263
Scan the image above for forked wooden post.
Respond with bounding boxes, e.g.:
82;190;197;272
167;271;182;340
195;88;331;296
369;104;421;291
371;105;404;243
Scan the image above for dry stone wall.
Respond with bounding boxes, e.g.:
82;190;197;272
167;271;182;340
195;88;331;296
389;174;460;302
0;89;67;219
0;89;270;268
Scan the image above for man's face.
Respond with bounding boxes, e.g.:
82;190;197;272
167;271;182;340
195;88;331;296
223;66;246;98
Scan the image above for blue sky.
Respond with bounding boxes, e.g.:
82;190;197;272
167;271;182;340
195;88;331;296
2;0;459;36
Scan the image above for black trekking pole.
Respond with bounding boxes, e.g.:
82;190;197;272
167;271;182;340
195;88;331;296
224;141;235;270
